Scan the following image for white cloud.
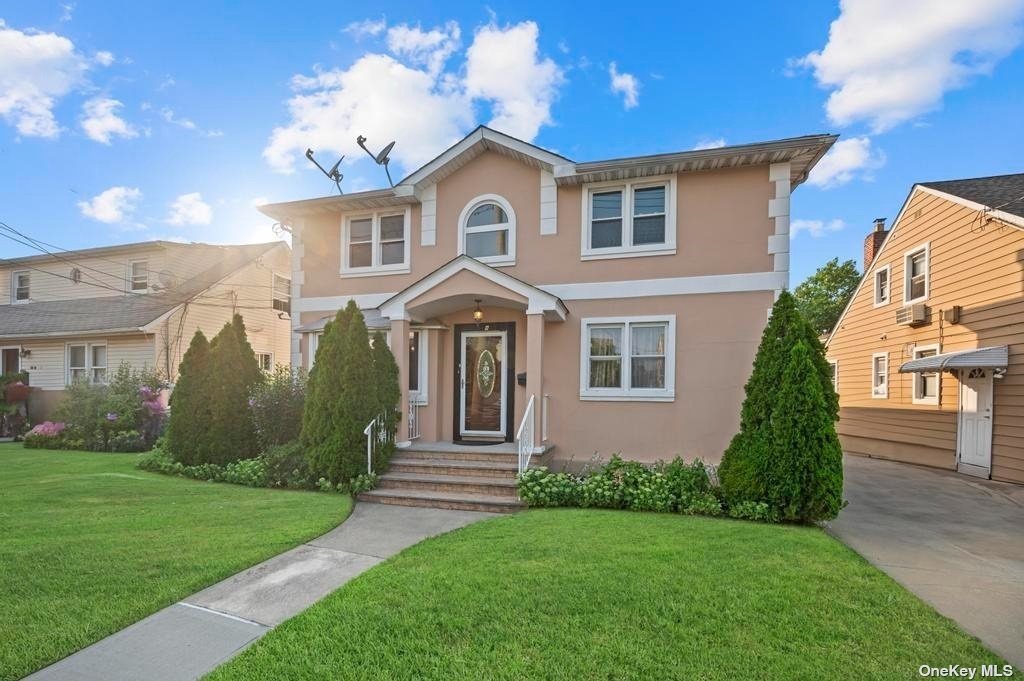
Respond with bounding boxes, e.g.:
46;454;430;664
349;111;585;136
608;62;639;109
0;20;91;138
77;186;142;223
386;21;460;75
160;107;222;137
60;3;75;22
166;192;213;225
807;136;885;188
344;18;387;38
80;97;137;144
693;137;726;150
464;21;564;141
94;50;115;66
795;0;1024;131
264;19;563;174
791;218;846;239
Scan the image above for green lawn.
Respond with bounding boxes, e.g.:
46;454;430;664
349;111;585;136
207;509;1011;681
0;443;351;681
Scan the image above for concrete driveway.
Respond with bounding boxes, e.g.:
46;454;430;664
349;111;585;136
828;455;1024;668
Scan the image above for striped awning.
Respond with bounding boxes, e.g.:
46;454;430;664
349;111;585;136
899;346;1009;373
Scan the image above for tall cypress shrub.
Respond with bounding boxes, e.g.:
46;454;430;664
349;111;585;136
204;315;262;464
166;330;212;464
336;306;377;482
765;341;843;521
719;290;839;507
370;331;401;470
301;303;355;483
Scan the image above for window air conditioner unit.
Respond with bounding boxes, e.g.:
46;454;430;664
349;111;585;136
895;304;927;326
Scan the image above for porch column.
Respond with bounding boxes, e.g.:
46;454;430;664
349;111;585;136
525;312;545;450
390;317;411;448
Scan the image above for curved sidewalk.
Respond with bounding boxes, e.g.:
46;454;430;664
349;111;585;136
26;504;497;681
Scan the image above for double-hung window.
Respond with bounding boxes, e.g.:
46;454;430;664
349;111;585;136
904;244;929;303
582;177;676;258
873;264;890;306
272;273;291;313
67;342;107;385
12;270;30;303
580;316;675;401
828;360;838;388
129;260;149;292
871;352;888;399
256;352;273;373
341;208;410;276
912;345;939;405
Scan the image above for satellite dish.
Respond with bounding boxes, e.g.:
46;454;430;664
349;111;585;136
357;135;397;187
304;148;345;195
375;141;395;165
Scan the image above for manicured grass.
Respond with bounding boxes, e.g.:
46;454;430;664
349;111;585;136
0;443;351;681
207;509;1011;681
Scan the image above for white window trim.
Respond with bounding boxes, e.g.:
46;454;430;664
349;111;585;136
12;270;30;304
340;207;412;277
272;273;291;312
872;263;891;307
911;343;940;405
128;259;150;293
579;315;676;402
871;351;888;399
903;242;930;304
408;330;429;405
580;175;677;260
256;351;274;373
828;359;838;390
457;194;517;266
307;332;321;370
1;345;21;374
66;341;107;385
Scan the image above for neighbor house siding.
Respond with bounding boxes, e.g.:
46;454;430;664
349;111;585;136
0;248;166;303
826;188;1024;483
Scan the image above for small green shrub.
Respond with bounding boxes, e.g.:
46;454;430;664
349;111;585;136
349;472;378;494
680;492;723;516
250;367;306;451
727;500;779;523
262;441;314;489
220;457;268;487
108;431;146;453
517;468;579;507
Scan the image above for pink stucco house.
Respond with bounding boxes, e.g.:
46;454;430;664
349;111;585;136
259;126;835;510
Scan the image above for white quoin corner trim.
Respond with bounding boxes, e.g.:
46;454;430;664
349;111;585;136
768;162;791;292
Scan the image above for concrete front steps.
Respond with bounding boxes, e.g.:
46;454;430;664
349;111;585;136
358;441;544;513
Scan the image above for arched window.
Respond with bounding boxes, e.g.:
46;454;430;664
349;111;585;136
459;194;516;265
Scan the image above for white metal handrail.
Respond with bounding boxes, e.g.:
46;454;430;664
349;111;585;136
363;411;394;474
516;394;536;475
541;393;550;442
408;401;421;441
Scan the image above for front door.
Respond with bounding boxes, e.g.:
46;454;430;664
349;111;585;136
958;368;994;477
457;324;514;441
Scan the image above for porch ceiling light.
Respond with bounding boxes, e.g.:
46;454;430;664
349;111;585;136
473;298;484;323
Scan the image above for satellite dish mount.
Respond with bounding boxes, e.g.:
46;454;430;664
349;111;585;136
357;135;396;187
304;148;344;195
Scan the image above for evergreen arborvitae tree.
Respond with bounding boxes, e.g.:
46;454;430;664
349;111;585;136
166;330;212;465
301;303;356;483
370;331;401;470
765;341;844;521
335;305;377;482
204;315;262;464
719;290;839;506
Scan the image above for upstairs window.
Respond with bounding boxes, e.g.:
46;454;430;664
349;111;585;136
129;260;149;292
459;195;516;265
871;352;888;399
873;264;890;306
272;274;291;313
12;270;30;303
580;316;675;401
582;177;676;258
341;208;410;275
904;244;929;303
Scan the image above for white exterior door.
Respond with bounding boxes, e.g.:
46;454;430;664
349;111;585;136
957;368;994;477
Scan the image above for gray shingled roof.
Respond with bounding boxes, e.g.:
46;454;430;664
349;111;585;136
920;173;1024;219
0;242;281;339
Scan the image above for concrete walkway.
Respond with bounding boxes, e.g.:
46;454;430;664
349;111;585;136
27;503;497;681
828;455;1024;668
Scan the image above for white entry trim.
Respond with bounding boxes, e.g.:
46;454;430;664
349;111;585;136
459;329;508;438
957;367;994;478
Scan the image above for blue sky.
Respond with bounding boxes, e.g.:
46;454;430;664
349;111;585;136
2;1;1022;283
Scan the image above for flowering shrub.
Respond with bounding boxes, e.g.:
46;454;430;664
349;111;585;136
349;472;378;494
23;422;68;449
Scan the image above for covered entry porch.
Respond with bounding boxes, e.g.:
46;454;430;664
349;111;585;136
378;256;567;460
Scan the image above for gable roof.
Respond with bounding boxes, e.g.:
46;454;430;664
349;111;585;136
257;127;837;222
0;242;283;340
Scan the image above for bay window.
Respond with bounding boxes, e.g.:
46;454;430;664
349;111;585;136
580;316;675;400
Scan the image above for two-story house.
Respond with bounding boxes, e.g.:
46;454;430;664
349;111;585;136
0;240;293;421
827;173;1024;485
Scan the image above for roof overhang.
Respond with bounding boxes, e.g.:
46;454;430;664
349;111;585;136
556;134;837;188
379;255;568;322
917;185;1024;230
899;346;1009;373
258;187;417;222
0;327;150;341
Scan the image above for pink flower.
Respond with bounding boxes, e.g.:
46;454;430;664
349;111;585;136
29;421;66;437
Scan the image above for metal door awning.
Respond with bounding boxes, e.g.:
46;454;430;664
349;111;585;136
899;346;1008;373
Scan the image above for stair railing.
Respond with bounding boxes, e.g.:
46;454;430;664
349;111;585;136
516;394;536;475
363;411;394;475
408;400;421;441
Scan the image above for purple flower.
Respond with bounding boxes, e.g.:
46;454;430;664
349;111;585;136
143;399;167;415
248;398;255;407
29;421;65;437
106;412;119;422
139;386;157;400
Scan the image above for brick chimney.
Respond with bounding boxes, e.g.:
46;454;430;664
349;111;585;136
863;217;887;270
